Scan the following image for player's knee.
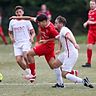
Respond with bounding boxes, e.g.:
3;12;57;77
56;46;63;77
16;57;22;64
27;49;35;56
87;44;93;49
62;72;68;78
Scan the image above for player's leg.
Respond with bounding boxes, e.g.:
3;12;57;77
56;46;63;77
45;54;64;88
14;46;32;78
23;43;36;82
82;32;94;67
62;71;93;88
0;26;8;45
16;56;27;70
61;52;93;88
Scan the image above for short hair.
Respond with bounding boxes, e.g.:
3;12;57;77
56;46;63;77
36;14;48;22
15;6;24;11
56;16;67;26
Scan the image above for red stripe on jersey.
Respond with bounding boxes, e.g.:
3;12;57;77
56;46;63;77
65;37;69;58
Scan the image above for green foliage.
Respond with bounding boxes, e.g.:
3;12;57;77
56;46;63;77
0;0;90;35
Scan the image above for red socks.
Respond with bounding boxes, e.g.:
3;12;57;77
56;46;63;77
70;70;78;76
29;63;36;76
87;49;92;64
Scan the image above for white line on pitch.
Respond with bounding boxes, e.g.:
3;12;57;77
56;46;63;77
0;82;96;86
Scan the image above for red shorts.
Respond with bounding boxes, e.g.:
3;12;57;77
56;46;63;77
33;44;55;63
87;30;96;44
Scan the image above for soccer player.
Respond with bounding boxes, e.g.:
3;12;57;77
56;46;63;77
51;16;94;88
82;0;96;67
37;4;52;21
27;14;64;87
36;4;52;46
8;6;36;82
0;12;8;45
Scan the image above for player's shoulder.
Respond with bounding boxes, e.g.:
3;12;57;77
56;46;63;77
49;22;55;28
9;19;16;24
62;26;69;30
61;26;71;33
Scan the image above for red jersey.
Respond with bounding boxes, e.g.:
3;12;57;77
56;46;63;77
39;22;59;48
88;9;96;30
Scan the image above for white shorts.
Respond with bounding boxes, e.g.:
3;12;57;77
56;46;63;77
57;50;78;72
13;41;32;56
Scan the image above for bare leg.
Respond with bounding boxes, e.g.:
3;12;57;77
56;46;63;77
16;56;27;70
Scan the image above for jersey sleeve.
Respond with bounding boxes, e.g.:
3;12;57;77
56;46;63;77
26;20;34;30
8;20;13;32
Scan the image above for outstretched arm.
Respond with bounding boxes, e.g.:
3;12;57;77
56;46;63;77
9;16;36;22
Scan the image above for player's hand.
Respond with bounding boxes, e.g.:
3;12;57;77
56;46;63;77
74;43;80;50
39;40;47;44
35;42;39;46
55;50;61;55
30;38;34;43
83;22;88;28
11;38;15;44
55;35;60;39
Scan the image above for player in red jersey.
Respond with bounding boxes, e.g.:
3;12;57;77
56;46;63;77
0;12;8;45
82;0;96;67
27;14;64;87
37;4;52;21
36;4;52;46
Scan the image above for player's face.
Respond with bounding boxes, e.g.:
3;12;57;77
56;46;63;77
90;1;96;10
15;9;24;16
55;19;61;31
41;5;47;12
38;20;47;28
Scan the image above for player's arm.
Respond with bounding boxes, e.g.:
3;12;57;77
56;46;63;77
87;20;96;25
30;29;36;43
8;31;15;44
83;20;89;28
39;38;55;44
9;16;36;22
65;32;80;50
55;40;62;55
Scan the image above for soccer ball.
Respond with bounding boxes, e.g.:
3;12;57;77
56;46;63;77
0;73;3;82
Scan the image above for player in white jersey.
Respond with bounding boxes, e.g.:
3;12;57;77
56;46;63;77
8;6;36;82
52;16;93;88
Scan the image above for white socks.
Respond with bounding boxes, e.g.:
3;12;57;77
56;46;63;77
25;68;32;75
66;73;83;83
54;67;64;85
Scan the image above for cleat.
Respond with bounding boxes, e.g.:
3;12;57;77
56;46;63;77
83;77;94;88
52;83;64;88
23;74;36;83
82;63;91;67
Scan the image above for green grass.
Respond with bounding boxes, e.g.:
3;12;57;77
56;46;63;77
75;35;87;44
0;44;96;96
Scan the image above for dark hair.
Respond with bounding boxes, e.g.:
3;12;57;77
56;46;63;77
56;16;67;26
15;6;24;11
36;14;48;22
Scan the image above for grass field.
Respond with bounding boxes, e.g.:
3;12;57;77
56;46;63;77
0;44;96;96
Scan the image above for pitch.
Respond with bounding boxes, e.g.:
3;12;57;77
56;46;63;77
0;44;96;96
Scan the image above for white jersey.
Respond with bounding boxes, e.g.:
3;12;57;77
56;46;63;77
59;26;78;57
8;19;33;43
58;26;78;72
